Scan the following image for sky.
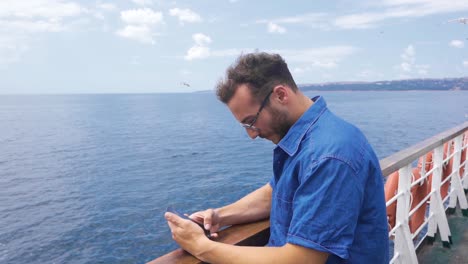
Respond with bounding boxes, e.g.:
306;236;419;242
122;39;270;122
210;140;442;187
0;0;468;94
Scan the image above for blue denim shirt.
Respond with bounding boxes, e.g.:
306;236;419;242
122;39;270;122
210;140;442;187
268;96;389;263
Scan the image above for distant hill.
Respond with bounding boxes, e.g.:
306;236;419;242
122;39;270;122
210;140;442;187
299;77;468;91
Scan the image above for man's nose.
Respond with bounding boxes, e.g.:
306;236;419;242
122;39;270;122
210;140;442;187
246;128;259;139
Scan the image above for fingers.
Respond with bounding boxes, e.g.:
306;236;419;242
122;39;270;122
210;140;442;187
189;209;214;230
188;212;205;223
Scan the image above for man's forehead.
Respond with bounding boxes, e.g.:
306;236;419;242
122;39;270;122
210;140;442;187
227;84;257;121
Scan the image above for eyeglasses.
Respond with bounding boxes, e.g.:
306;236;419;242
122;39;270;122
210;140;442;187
240;90;273;131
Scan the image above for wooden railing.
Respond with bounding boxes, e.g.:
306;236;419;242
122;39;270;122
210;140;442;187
148;220;270;264
149;121;468;264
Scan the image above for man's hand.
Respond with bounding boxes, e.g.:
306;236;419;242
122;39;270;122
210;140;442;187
188;208;222;238
165;212;211;256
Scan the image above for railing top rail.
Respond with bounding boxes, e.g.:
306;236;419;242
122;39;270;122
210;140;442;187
379;121;468;177
148;219;270;264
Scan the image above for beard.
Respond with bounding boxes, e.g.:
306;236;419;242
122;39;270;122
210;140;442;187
266;105;292;141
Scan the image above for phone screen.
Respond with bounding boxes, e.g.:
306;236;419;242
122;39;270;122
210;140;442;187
166;206;191;220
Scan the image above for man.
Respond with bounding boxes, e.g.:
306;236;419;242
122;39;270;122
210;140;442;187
165;52;389;263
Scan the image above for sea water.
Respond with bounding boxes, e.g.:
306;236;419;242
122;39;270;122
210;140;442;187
0;91;467;263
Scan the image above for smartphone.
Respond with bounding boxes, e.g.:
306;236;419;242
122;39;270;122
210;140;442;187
166;206;211;238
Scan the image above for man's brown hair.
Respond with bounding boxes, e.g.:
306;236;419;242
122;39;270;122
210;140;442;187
215;52;298;104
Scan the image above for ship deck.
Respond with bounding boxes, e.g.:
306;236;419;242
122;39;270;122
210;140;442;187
417;202;468;264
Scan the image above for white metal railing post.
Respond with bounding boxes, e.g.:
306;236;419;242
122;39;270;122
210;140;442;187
463;132;468;192
381;123;468;264
448;135;468;214
427;145;452;247
394;164;418;263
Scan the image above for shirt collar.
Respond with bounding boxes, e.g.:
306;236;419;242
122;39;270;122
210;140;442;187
276;96;327;156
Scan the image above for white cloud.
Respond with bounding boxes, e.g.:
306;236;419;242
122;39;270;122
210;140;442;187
334;13;385;29
0;36;30;65
185;46;210;60
0;19;66;33
382;0;468;13
259;0;468;31
211;49;245;57
397;45;429;76
334;0;468;29
257;13;328;25
463;60;468;67
97;3;117;11
401;45;415;64
256;13;329;32
449;40;464;48
357;69;384;80
261;2;468;31
0;0;85;19
258;2;468;32
267;22;286;34
116;8;164;44
400;45;415;72
293;67;307;74
400;62;412;72
169;8;202;25
116;25;155;44
272;46;357;68
183;42;246;61
193;33;211;45
120;8;163;25
185;33;212;60
92;3;117;21
417;66;429;75
183;43;356;65
0;0;85;33
132;0;154;6
0;0;87;65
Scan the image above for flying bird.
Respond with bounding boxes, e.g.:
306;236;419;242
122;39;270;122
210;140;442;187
181;82;191;87
448;18;468;24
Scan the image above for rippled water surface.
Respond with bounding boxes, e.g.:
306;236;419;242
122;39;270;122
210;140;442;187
1;91;467;263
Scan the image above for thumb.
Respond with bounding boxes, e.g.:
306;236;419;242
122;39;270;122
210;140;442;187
203;209;214;230
165;212;182;227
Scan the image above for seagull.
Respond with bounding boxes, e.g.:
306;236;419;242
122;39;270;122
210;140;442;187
181;82;191;87
448;18;468;24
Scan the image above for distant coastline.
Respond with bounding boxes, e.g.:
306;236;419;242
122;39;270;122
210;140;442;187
194;76;468;93
299;76;468;91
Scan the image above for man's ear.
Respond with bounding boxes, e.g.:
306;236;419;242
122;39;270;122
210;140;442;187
273;85;289;104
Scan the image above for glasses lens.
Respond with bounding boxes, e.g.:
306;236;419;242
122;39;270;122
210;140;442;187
240;90;273;131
